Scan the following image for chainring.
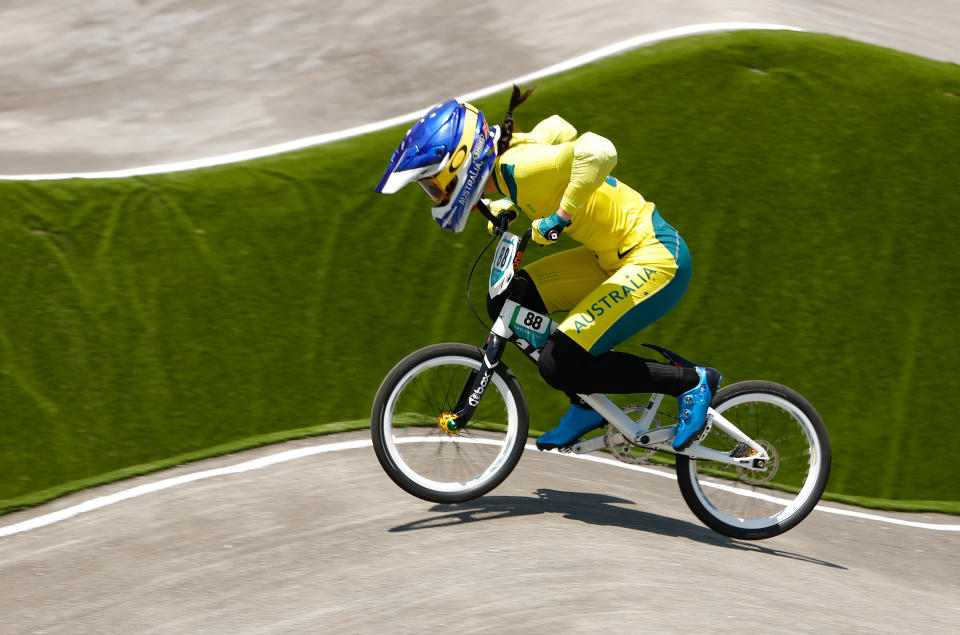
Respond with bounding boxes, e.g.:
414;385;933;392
604;404;675;464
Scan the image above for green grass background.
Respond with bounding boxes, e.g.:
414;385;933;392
1;30;958;514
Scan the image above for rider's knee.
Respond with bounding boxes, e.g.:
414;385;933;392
538;332;592;393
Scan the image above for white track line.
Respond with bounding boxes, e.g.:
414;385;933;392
1;438;957;539
3;22;953;537
0;440;370;539
0;22;803;181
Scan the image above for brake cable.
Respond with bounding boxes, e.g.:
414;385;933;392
465;199;515;331
465;232;497;331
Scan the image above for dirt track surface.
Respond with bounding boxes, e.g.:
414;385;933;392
1;431;958;633
2;2;960;632
2;0;960;174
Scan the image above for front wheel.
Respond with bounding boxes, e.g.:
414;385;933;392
676;380;831;540
371;343;529;504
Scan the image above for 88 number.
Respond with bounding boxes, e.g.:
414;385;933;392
523;312;543;329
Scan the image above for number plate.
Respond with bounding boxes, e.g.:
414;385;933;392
510;306;552;349
489;233;519;298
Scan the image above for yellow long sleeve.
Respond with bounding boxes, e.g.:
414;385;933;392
561;132;618;212
528;115;578;145
492;115;648;264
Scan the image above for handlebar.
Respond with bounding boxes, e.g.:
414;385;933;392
476;197;530;269
476;199;517;236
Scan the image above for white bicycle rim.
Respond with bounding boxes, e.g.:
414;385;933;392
684;392;825;530
382;355;521;494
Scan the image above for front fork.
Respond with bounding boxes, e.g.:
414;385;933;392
447;332;509;429
447;262;534;430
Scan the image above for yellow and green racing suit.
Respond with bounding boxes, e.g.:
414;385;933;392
490;115;691;355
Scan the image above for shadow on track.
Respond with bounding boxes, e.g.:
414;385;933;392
390;488;845;570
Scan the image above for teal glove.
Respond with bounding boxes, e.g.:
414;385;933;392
532;212;572;245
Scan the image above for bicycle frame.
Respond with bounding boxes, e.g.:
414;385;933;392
455;207;771;470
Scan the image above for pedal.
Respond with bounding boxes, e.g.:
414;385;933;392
698;415;713;442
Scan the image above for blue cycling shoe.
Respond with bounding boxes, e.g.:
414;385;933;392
536;404;605;450
673;367;722;451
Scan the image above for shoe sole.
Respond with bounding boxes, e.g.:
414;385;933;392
672;421;707;452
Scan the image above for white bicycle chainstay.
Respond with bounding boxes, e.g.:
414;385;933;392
569;393;772;468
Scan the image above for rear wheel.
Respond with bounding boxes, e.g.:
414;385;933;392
676;381;831;540
371;343;529;504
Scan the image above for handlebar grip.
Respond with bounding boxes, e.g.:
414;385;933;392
494;209;514;235
478;199;520;236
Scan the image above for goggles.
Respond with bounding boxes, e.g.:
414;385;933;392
418;174;458;205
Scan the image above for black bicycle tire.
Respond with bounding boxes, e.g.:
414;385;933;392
676;380;832;540
370;342;529;504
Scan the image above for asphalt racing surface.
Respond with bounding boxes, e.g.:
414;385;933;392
2;1;960;632
2;0;960;175
1;432;957;632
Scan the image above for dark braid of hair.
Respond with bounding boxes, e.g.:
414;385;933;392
497;84;536;155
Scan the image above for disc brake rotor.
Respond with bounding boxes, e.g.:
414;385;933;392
735;439;780;484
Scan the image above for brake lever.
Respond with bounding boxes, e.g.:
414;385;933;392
495;208;517;235
476;199;518;236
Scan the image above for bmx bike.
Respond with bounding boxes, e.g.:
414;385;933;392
371;205;831;540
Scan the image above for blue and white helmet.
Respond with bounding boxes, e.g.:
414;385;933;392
375;99;500;233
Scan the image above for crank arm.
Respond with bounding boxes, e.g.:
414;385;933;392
633;425;674;446
568;436;608;454
569;424;674;455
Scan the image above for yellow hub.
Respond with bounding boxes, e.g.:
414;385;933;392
437;412;460;435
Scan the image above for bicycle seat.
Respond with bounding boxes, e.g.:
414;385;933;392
641;343;698;368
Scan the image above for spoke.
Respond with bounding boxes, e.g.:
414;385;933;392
417;375;442;419
695;395;818;522
387;356;514;489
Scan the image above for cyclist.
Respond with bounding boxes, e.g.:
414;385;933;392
375;85;720;452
